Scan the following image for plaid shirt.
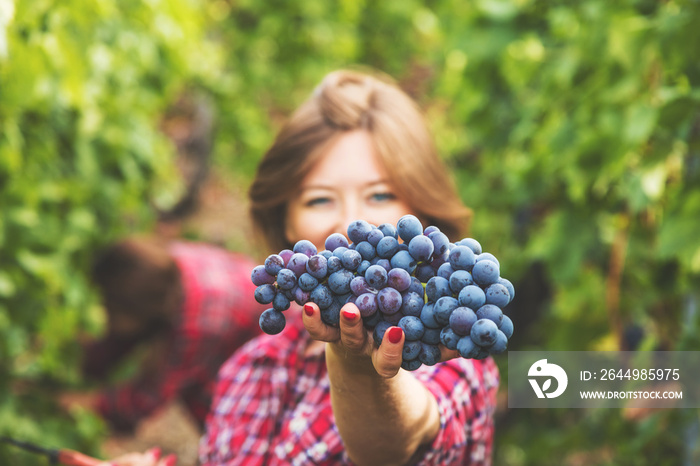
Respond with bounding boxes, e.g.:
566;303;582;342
94;242;265;432
199;310;500;465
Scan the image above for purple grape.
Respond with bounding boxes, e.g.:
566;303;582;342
327;256;343;274
490;330;508;354
318;249;333;259
259;308;286;335
367;228;384;246
470;319;499;347
328;269;354;295
408;235;434;262
365;264;388;289
376;236;399;259
499;314;514;339
425;276;451;302
276;268;296;290
402;340;422;360
373;321;393;346
497;277;515;304
476;252;500;267
350;276;371;296
398;316;425;341
375;258;391;272
415;263;436;283
437;261;456;280
407;277;424;296
321;300;341;326
383;311;403;325
377;287;402;314
355;292;378;317
476;304;503;326
264;254;284;275
254;284;276;304
251;265;275;286
458;285;486;309
292;287;310;305
287;253;309;277
457;336;479;358
357;260;371;275
418;343;441;366
377;223;398;239
449;270;473;294
298;272;319;291
423;225;440;236
401;359;423;371
387;268;411;292
472;260;500;287
400;291;424;317
310;284;333;309
306;254;328;280
325;233;349;251
272;292;290;311
341;249;362;271
419;302;440;329
356;241;376;261
332;246;348;259
293;239;317;257
347;220;373;244
428;231;450;257
390;250;417;274
429;251;450;271
434;296;459;326
485;283;510;308
449;306;478;336
363;310;383;329
457;238;482;255
448;246;476;271
440;327;460;350
397;215;423;243
422;327;441;345
279;249;294;266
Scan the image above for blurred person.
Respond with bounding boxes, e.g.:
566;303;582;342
75;237;265;433
107;69;500;465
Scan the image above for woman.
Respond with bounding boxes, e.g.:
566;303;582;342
68;237;264;434
201;70;499;465
105;69;499;466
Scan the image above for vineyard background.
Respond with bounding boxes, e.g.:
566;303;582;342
1;0;699;464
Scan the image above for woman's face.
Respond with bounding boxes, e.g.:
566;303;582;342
285;130;415;251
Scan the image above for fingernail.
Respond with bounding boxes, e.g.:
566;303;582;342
341;309;357;321
387;327;403;344
163;454;177;466
149;447;162;459
304;303;314;317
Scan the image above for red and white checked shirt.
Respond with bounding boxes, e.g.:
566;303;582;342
94;242;265;431
199;309;500;465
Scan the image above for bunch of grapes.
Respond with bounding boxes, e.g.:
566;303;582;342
251;215;515;371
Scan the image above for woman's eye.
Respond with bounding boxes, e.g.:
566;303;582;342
370;192;396;202
305;197;332;207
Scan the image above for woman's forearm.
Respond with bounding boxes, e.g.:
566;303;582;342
326;343;440;466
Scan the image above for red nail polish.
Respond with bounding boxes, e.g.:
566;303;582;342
163;454;177;466
341;309;357;321
387;327;403;344
304;303;314;317
149;447;162;459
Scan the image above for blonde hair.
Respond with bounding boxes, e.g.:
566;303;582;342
249;69;471;251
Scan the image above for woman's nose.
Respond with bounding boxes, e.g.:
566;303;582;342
339;197;363;237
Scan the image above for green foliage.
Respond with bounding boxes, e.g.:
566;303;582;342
1;0;699;463
207;0;700;462
0;0;222;461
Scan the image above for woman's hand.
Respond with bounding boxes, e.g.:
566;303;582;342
98;448;176;466
301;301;459;377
